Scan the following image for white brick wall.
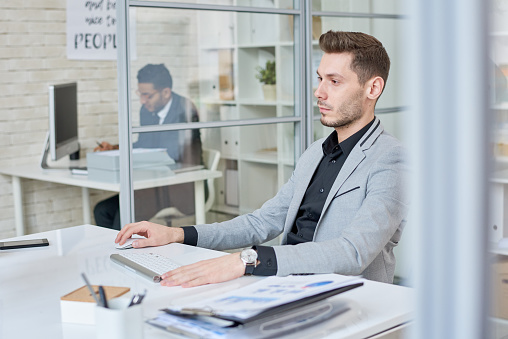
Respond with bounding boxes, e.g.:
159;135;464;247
0;2;198;238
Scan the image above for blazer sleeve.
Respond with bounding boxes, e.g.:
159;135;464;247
193;168;298;250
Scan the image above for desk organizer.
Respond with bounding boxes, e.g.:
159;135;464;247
60;285;130;325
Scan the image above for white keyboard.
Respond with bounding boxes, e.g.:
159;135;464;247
110;252;181;283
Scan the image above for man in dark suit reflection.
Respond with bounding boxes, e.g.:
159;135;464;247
94;64;202;230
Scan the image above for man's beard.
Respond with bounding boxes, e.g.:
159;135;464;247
146;102;165;114
319;89;363;128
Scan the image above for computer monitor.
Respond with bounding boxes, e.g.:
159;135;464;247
41;82;80;169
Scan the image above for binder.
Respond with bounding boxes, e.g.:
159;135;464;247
149;297;362;339
148;276;364;338
161;281;363;324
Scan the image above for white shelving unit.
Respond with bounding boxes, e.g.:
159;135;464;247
488;5;508;337
196;0;296;215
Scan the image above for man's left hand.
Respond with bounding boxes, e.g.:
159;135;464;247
160;252;245;288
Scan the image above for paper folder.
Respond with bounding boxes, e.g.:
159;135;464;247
162;281;363;324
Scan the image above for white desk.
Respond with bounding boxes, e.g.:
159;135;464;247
0;162;222;236
0;225;413;339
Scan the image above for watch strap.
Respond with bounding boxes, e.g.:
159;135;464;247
244;262;256;275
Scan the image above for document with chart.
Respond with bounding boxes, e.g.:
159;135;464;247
162;274;363;323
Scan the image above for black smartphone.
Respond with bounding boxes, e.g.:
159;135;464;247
0;238;49;250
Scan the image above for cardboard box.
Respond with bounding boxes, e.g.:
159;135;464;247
60;285;130;324
492;257;508;320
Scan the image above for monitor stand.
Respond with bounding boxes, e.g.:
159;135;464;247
40;132;82;171
40;132;53;170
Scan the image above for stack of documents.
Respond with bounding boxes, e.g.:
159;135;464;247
87;148;175;182
148;274;364;338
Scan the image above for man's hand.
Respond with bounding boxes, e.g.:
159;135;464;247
94;141;119;152
160;252;246;288
115;221;184;248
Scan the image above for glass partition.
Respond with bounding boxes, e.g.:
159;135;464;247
129;7;298;128
117;0;406;232
132;123;295;226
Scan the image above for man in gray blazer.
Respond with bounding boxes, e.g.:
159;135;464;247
94;64;202;229
116;31;409;285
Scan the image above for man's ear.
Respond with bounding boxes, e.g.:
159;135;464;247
161;87;172;100
366;76;384;100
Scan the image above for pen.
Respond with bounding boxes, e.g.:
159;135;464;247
98;285;108;308
81;273;100;305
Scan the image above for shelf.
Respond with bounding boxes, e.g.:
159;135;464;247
238;99;294;106
217;154;240;162
201;99;237;105
199;44;236;51
280;158;294;166
200;99;294;107
211;204;240;216
240;151;278;164
492;103;508;110
488;239;508;254
237;41;294;49
237;99;279;106
491;32;508;37
495;156;508;164
491;169;508;183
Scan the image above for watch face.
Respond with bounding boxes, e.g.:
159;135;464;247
241;249;257;265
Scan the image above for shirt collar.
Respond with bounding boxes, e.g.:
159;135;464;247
322;117;376;157
157;96;173;125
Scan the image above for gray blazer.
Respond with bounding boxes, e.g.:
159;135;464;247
195;117;409;283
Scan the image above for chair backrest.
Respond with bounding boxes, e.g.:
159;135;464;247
202;148;220;212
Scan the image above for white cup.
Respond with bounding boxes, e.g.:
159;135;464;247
95;298;143;339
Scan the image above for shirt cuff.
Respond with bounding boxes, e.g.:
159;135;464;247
182;226;198;246
252;245;278;276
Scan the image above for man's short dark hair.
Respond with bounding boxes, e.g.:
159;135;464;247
137;64;173;90
319;31;390;86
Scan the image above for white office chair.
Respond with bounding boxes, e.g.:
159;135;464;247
149;148;221;226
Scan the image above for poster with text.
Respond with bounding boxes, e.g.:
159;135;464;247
66;0;136;60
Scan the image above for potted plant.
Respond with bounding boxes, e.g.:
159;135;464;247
255;60;276;101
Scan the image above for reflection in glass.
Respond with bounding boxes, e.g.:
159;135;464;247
134;123;296;226
130;8;297;126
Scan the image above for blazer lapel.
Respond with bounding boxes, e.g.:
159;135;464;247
318;118;384;221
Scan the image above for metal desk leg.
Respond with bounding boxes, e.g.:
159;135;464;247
12;176;25;236
82;187;91;225
194;180;206;225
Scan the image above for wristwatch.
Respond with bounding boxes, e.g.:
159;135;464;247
240;248;258;275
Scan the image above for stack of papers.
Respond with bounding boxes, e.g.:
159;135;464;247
87;148;175;182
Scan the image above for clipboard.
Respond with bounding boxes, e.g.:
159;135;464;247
161;281;363;325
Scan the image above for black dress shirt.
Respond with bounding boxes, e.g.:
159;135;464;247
182;118;375;276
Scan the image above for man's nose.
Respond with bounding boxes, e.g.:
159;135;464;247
314;82;326;99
